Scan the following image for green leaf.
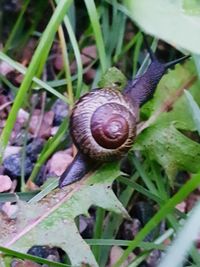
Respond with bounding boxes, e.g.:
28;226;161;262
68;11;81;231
98;67;127;90
134;123;200;178
0;163;128;266
124;0;200;54
182;0;200;15
141;61;199;131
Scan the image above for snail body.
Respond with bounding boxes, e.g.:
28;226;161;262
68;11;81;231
59;39;190;188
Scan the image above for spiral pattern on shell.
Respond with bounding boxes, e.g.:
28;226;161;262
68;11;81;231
70;88;138;161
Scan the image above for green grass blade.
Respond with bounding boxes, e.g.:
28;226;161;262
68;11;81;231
132;32;143;77
118;176;163;204
60;8;83;99
159;201;200;267
0;192;39;203
0;246;69;267
3;0;31;53
92;208;106;261
131;156;158;195
0;52;68;102
99;172;139;266
28;179;58;204
57;24;74;106
86;239;165;250
84;0;107;73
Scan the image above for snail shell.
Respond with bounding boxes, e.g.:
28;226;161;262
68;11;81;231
70;87;138;161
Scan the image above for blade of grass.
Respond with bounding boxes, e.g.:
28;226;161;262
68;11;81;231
0;73;18;96
123;163;200;266
113;172;200;267
0;192;39;203
114;32;140;63
57;22;74;106
132;32;143;77
150;161;169;201
159;201;200;267
131;156;158;195
86;239;165;250
55;1;83;99
0;246;69;267
0;0;73;160
113;12;126;62
3;0;31;53
92;208;106;262
84;0;108;73
99;172;139;266
28;179;58;204
0;52;68;103
118;176;163;204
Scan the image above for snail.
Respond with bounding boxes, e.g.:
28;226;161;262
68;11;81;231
59;38;190;188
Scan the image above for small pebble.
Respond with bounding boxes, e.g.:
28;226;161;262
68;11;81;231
11;259;41;267
4;146;21;160
52;99;68;126
29;110;54;138
2;202;18;219
26;138;44;162
27;246;62;263
0;175;12;192
3;154;33;179
47;150;73;176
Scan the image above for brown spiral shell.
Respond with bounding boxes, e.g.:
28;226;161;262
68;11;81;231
70;87;138;161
